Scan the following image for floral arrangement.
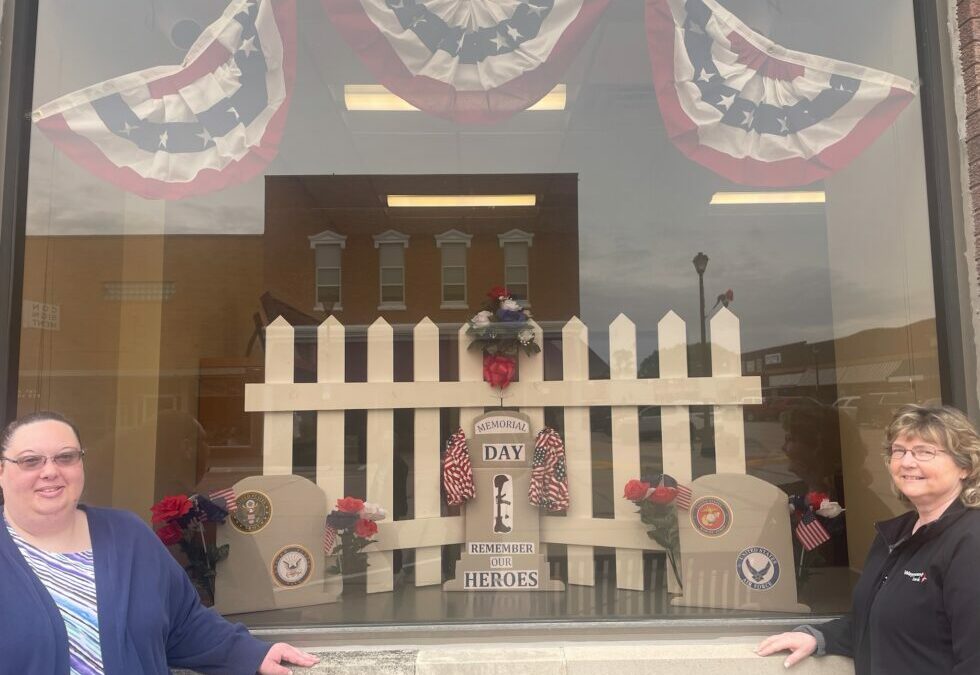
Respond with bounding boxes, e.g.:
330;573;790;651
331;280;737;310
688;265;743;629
151;494;229;603
323;497;386;577
623;474;683;589
466;285;540;390
789;490;845;522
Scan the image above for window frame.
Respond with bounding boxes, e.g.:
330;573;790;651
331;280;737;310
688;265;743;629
308;230;347;312
373;230;410;311
435;229;473;310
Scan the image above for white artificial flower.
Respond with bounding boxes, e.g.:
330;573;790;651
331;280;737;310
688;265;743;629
471;310;492;326
816;500;844;518
359;502;387;521
518;328;534;345
500;298;521;312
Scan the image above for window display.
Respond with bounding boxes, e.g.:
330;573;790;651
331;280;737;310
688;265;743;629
18;0;943;626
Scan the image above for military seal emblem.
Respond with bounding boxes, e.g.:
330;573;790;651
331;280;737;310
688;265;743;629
690;495;733;537
230;490;272;534
736;546;780;591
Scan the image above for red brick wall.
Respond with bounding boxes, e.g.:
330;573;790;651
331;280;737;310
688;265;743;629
959;0;980;281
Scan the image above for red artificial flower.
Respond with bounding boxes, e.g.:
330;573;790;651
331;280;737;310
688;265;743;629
155;523;183;546
624;479;651;502
647;485;678;505
354;518;378;539
483;353;517;389
806;491;830;510
487;285;510;301
336;496;365;513
151;494;192;523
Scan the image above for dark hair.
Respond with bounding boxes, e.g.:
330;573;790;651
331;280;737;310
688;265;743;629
0;411;82;457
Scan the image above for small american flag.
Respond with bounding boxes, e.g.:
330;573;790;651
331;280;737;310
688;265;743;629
795;511;831;551
442;428;475;506
675;484;693;511
323;523;337;556
209;487;238;514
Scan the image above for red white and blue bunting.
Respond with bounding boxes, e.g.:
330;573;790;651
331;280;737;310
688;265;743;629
31;0;917;198
645;0;917;186
321;0;610;124
32;0;296;200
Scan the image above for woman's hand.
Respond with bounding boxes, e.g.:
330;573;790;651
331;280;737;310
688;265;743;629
257;642;319;675
755;631;817;668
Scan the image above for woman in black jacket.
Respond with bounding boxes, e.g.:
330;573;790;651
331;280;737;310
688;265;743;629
756;404;980;674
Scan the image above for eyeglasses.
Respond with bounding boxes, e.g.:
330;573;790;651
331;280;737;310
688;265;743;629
884;445;939;462
0;448;85;471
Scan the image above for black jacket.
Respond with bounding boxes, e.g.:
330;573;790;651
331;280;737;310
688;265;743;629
820;500;980;674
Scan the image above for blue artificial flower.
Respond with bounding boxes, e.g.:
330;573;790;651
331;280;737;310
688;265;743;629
497;309;525;322
326;510;359;531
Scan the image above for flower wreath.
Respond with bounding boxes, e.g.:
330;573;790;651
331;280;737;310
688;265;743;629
467;285;541;390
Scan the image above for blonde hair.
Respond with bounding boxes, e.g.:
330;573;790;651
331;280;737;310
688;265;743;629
884;404;980;508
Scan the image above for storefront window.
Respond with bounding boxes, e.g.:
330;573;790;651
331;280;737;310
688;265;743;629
18;0;942;626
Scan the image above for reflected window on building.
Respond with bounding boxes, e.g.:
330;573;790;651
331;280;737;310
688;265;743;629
436;229;472;310
374;230;410;310
499;229;533;302
310;230;346;312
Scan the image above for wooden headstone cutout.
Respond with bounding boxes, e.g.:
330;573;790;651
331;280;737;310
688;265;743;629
214;475;340;614
444;411;563;591
671;473;808;612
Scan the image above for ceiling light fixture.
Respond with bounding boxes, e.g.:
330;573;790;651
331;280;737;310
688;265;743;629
709;191;826;205
386;194;537;208
345;84;566;111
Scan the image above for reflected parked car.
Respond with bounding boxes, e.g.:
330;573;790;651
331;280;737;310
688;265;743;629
832;395;860;421
856;392;915;426
753;395;824;422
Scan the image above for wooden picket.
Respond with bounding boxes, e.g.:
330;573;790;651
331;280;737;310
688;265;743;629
244;308;761;592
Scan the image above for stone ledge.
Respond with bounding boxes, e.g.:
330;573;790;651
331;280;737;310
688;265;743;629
173;638;854;674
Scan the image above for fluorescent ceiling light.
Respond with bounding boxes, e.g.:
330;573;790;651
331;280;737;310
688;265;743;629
710;191;826;205
345;84;566;111
387;194;537;208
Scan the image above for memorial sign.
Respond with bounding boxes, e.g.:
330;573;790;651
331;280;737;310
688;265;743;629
670;473;808;612
214;475;340;614
444;411;563;591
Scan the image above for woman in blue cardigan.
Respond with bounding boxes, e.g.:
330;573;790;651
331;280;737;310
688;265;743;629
0;411;319;674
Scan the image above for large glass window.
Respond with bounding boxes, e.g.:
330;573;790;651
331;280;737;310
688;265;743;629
18;0;946;627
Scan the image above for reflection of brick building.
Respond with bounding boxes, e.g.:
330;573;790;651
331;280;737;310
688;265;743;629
264;174;580;326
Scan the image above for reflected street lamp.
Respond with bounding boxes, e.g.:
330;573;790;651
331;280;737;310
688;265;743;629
692;252;709;373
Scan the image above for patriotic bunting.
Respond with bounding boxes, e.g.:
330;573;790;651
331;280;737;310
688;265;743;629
645;0;916;186
321;0;610;123
32;0;297;200
528;428;569;511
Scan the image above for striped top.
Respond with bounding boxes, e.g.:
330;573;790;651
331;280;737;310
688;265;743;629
5;520;105;675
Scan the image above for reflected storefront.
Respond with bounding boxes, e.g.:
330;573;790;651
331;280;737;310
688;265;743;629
0;0;974;639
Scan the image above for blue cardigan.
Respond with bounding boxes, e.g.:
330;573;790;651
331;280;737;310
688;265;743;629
0;505;271;674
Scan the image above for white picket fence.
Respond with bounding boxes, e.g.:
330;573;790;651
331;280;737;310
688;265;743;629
244;308;761;592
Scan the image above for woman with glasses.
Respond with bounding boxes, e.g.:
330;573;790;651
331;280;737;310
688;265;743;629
0;411;318;674
756;404;980;673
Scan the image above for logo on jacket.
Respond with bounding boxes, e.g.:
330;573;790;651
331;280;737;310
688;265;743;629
736;546;780;590
903;569;928;584
691;496;733;537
